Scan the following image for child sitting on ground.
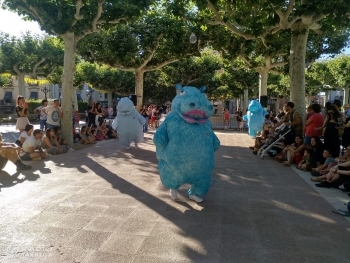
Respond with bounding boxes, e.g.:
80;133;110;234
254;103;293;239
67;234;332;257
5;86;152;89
297;149;317;171
310;149;336;181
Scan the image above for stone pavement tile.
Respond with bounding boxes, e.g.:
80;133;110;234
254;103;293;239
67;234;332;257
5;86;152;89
258;249;308;263
63;229;112;250
133;254;179;263
74;203;109;216
177;238;221;262
99;234;147;255
45;201;83;214
102;204;137;220
83;216;124;232
33;227;78;247
84;251;134;263
91;196;141;207
118;218;157;236
52;214;94;229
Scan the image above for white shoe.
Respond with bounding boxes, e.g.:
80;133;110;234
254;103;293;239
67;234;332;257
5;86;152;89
68;148;75;152
135;143;139;149
189;195;203;203
126;147;130;150
170;189;178;200
224;126;227;130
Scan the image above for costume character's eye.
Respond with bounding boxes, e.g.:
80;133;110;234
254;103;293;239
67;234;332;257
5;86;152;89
180;91;186;96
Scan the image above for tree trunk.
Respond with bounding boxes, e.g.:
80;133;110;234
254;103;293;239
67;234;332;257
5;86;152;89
18;72;26;98
108;89;113;107
343;87;349;105
290;23;309;121
243;88;249;112
72;88;78;111
61;32;76;147
135;68;144;110
258;68;268;98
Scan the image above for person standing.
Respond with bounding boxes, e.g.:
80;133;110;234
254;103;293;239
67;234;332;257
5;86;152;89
34;99;48;131
140;105;149;132
223;108;230;130
87;100;96;127
43;99;62;129
15;95;30;133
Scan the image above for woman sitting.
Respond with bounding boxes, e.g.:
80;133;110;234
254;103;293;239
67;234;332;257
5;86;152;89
309;136;325;166
79;126;96;144
283;135;305;166
41;128;67;155
53;126;69;151
15;124;34;147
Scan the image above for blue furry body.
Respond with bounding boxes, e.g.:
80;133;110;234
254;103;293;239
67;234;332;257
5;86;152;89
245;100;267;137
153;85;220;196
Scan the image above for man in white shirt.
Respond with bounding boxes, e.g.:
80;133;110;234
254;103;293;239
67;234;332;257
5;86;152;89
21;129;48;161
43;99;63;129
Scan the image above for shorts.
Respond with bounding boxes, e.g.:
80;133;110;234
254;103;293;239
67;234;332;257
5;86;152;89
20;153;32;161
304;135;311;145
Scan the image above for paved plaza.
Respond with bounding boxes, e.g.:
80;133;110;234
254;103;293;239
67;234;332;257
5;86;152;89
0;127;350;263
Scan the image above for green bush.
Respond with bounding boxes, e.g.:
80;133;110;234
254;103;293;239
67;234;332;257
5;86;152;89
27;99;42;113
78;101;88;113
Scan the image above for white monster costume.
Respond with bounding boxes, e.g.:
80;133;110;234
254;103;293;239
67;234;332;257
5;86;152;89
112;97;146;148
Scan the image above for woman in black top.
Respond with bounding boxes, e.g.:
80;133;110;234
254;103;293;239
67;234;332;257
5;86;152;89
15;95;30;133
87;100;96;127
95;102;104;125
140;105;149;132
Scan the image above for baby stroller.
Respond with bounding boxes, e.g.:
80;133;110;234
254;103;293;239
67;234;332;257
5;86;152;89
257;124;294;160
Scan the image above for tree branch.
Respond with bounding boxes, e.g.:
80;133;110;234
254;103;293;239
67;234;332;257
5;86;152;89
144;58;180;72
32;57;46;77
13;65;21;75
74;0;84;21
139;35;163;69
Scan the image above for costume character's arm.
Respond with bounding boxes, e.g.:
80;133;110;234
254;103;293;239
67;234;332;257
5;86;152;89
136;112;146;125
153;121;168;149
111;117;118;130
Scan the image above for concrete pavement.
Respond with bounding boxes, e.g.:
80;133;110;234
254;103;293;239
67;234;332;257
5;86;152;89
0;129;350;263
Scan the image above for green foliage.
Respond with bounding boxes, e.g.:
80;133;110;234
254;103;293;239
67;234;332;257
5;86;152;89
0;31;64;77
26;99;43;113
0;74;12;87
78;101;88;113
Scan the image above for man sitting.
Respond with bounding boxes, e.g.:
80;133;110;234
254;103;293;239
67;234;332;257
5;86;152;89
0;133;31;171
20;129;48;161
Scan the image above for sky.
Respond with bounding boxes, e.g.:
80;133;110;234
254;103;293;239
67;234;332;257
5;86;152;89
0;9;45;37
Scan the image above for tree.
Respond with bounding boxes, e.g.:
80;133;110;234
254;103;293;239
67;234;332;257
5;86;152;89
0;31;63;96
2;0;154;146
78;11;201;108
75;62;135;106
184;0;350;118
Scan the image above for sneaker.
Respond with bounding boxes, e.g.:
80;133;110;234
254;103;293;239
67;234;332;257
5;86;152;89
224;126;227;130
189;195;203;203
170;189;178;200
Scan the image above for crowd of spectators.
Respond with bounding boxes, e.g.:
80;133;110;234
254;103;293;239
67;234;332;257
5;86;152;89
250;100;350;192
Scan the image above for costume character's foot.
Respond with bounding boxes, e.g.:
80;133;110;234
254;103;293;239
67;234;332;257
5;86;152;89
189;195;203;203
135;143;139;149
170;189;178;200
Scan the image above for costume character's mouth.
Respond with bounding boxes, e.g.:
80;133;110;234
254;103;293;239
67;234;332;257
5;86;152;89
182;109;208;124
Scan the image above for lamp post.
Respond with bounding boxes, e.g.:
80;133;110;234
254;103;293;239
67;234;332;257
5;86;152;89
41;86;50;100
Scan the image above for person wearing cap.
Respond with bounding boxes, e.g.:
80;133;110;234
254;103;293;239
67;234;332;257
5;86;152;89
42;99;63;129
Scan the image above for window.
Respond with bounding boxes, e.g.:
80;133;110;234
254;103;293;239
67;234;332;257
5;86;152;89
4;92;12;104
29;92;38;99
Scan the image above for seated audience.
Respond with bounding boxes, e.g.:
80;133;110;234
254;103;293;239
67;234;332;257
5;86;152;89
0;133;32;170
53;126;69;151
297;149;317;171
42;128;67;155
15;124;34;147
283;135;305;166
79;126;96;144
21;129;48;161
309;136;325;166
310;149;336;177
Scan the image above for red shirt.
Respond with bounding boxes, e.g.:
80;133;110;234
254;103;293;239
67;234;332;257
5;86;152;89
224;111;230;120
305;113;324;137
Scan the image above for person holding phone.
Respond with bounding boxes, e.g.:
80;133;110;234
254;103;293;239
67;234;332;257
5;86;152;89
15;95;30;133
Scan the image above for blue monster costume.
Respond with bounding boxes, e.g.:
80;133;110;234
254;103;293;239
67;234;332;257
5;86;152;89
153;84;220;203
244;100;267;137
112;97;146;149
